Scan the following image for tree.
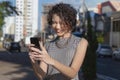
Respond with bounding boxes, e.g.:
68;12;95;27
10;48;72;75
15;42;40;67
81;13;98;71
0;1;20;37
82;11;98;80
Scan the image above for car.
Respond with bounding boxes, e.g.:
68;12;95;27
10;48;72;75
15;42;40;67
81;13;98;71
112;48;120;60
9;42;21;52
96;44;113;57
3;41;10;49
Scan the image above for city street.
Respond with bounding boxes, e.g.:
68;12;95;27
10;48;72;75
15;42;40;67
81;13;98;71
0;49;37;80
97;57;120;80
1;0;120;80
0;48;120;80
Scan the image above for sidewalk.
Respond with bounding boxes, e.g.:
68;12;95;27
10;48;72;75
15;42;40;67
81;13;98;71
79;72;118;80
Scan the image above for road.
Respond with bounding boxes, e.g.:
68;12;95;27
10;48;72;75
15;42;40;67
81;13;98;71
97;57;120;80
0;48;120;80
0;49;38;80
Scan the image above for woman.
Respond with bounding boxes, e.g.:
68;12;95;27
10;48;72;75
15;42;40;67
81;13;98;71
28;3;88;80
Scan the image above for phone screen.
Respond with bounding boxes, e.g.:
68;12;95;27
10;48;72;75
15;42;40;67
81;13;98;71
30;37;41;49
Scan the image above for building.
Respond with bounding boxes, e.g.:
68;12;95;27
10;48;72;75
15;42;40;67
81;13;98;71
97;0;120;16
41;4;53;31
2;17;15;40
110;11;120;48
96;0;120;45
15;0;40;42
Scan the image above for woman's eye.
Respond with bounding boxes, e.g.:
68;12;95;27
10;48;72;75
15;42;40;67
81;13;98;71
52;22;55;25
52;21;56;24
60;22;63;25
52;22;56;24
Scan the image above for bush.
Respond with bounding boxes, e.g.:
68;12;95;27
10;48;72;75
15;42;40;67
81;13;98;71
82;11;98;80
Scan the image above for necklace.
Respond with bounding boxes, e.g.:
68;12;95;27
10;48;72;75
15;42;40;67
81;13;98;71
55;35;72;49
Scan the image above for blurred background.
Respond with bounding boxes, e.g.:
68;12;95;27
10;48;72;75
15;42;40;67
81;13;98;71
0;0;120;80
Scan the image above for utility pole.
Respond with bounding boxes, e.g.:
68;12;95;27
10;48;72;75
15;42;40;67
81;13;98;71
77;0;88;35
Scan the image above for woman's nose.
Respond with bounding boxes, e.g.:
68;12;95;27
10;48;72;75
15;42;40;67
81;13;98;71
55;23;61;29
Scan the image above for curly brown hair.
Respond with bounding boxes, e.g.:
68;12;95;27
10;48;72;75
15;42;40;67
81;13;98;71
47;3;77;31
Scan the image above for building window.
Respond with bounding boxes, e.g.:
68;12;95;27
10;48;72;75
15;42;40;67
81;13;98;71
113;20;120;32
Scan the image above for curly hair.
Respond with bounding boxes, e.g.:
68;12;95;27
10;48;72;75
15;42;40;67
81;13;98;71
47;3;77;31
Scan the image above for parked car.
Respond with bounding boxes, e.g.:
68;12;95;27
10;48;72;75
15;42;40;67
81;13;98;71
96;44;113;57
3;41;10;49
112;48;120;60
9;42;21;52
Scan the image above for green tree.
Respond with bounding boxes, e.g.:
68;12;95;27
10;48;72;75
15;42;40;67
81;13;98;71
0;1;19;37
97;32;104;43
82;11;98;80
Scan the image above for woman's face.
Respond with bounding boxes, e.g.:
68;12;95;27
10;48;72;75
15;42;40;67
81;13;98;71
51;14;71;38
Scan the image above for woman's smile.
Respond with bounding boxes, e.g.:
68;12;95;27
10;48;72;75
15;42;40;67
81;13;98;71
52;14;71;38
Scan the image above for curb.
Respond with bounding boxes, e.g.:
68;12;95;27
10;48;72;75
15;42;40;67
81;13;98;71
97;74;118;80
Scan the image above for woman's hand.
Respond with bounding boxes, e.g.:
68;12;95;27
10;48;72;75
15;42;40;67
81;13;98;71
27;44;37;63
28;42;54;65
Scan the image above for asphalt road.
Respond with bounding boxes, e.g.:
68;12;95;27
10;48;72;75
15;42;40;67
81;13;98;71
0;49;38;80
0;48;120;80
97;57;120;80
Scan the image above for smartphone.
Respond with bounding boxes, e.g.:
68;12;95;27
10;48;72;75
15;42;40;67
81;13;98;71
30;37;41;49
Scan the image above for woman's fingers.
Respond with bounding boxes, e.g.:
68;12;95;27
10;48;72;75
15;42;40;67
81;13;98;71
29;51;38;55
28;41;50;64
29;52;37;63
30;47;42;54
26;44;35;48
30;53;43;61
29;55;35;63
29;52;42;58
39;41;46;51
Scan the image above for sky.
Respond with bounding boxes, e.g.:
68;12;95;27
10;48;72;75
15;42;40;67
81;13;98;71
0;0;15;5
41;0;107;9
1;0;120;10
40;0;120;9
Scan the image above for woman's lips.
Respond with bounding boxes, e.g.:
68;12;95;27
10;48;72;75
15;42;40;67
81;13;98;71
56;30;61;33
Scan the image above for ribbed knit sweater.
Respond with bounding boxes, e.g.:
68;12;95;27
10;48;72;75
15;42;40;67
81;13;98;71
44;34;81;80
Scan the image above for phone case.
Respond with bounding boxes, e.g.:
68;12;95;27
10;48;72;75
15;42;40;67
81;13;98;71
30;37;41;49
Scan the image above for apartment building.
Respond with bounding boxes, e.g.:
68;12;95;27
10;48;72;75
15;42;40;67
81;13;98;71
1;0;15;40
41;4;53;31
15;0;40;42
2;17;15;40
